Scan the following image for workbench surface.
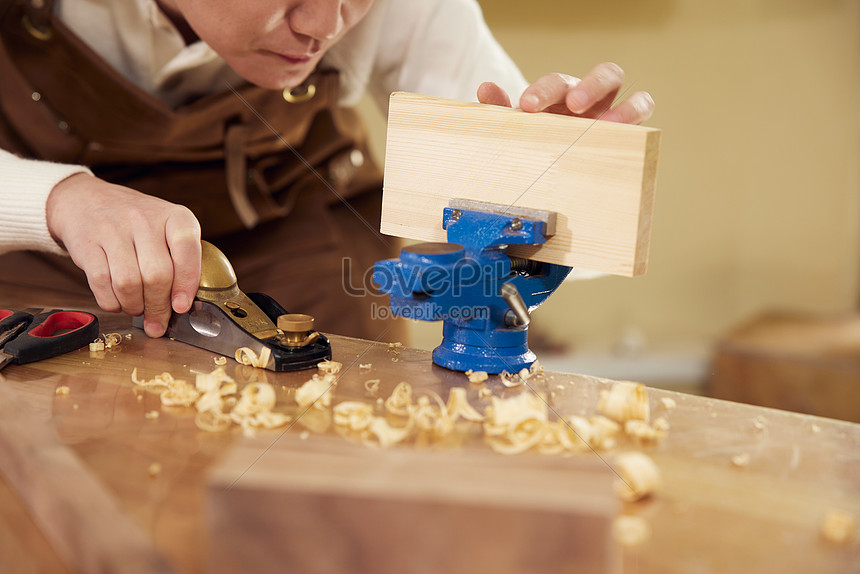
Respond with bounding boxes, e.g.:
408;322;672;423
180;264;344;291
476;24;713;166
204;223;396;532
0;284;858;574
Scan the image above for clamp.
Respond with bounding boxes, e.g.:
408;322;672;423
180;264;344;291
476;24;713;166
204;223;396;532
374;199;571;373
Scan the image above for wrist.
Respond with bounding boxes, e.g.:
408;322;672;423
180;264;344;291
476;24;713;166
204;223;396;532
46;172;93;248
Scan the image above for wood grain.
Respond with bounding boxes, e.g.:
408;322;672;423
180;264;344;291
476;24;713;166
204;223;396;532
209;437;616;574
0;378;179;574
0;284;858;573
380;92;661;276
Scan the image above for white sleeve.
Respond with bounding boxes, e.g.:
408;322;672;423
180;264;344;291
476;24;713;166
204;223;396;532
0;149;91;255
352;0;528;114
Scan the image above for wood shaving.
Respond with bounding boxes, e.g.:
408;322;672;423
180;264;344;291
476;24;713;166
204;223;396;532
300;430;310;440
103;333;123;348
132;368;199;406
232;383;277;418
148;462;162;478
653;417;670;432
234;346;272;369
446;387;484;422
537;420;583;455
295;374;337;410
144;410;159;420
384;382;413;417
89;341;105;352
55;386;70;396
465;369;488;384
333;401;375;432
412;394;453;439
659;397;677;410
613;515;650;547
598;382;650;423
363;416;412;448
731;453;750;468
364;379;381;395
359;363;372;370
811;423;821;433
214;356;227;365
317;360;342;374
624;420;666;443
478;387;492;399
124;333;132;340
612;452;661;502
132;366;288;435
564;416;599;451
752;416;767;431
499;370;524;388
484;392;548;455
820;509;857;545
588;415;621;450
73;404;79;411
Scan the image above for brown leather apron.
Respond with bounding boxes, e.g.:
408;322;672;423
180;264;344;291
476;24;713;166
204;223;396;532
0;0;403;341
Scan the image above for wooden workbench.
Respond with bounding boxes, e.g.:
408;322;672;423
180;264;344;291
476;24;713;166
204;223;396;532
0;283;858;573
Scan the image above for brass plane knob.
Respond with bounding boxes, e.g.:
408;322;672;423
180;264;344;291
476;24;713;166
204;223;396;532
278;314;319;347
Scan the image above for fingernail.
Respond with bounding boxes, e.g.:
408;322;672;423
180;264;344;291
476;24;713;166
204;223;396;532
521;93;540;111
172;293;190;313
569;89;590;113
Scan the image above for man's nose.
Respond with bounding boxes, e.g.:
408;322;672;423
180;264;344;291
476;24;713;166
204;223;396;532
288;0;344;42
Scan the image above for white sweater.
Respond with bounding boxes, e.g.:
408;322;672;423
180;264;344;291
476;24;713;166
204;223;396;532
0;0;527;255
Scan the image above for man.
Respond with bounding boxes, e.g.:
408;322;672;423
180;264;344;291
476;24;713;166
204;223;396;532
0;0;653;339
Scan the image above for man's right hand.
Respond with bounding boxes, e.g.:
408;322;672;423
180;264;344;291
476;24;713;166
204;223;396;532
46;173;202;338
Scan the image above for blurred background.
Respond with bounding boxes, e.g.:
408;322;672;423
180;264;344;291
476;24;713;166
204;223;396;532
358;0;860;417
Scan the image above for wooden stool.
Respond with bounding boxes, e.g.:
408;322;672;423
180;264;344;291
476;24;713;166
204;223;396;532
709;311;860;422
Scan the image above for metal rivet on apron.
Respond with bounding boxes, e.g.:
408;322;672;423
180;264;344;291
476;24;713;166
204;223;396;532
21;14;53;41
282;83;316;104
57;120;69;132
31;91;41;102
349;149;365;168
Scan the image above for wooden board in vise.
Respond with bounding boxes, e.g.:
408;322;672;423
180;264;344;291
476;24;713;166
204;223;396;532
380;92;661;276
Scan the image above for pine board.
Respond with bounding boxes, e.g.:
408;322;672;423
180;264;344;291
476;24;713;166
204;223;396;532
381;93;661;276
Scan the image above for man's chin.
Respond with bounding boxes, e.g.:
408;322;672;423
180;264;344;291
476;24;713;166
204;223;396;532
232;60;316;92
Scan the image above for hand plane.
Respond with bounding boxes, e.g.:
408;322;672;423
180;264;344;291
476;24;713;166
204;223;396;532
134;241;331;371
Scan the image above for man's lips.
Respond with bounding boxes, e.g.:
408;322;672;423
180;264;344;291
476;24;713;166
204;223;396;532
265;50;314;65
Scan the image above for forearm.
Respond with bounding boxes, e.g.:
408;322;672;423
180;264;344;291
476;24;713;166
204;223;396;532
0;148;92;255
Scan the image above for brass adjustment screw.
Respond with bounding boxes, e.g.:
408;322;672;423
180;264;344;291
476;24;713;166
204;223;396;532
277;314;319;347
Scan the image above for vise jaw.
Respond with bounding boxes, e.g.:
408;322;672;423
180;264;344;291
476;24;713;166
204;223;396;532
373;199;571;374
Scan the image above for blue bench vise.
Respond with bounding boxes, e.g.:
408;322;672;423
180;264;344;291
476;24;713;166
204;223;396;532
373;199;571;373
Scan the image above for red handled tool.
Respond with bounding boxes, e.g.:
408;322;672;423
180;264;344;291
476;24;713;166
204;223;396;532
0;309;99;370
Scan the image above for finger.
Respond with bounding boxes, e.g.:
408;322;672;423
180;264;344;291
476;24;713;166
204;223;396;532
566;62;624;114
477;82;512;108
519;73;579;113
135;233;175;339
103;242;145;318
165;208;202;315
600;91;655;125
71;246;122;313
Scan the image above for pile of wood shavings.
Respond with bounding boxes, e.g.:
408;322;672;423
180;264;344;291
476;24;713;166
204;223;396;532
130;367;292;436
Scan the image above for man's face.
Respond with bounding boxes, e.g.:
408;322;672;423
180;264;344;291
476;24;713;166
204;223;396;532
166;0;375;89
